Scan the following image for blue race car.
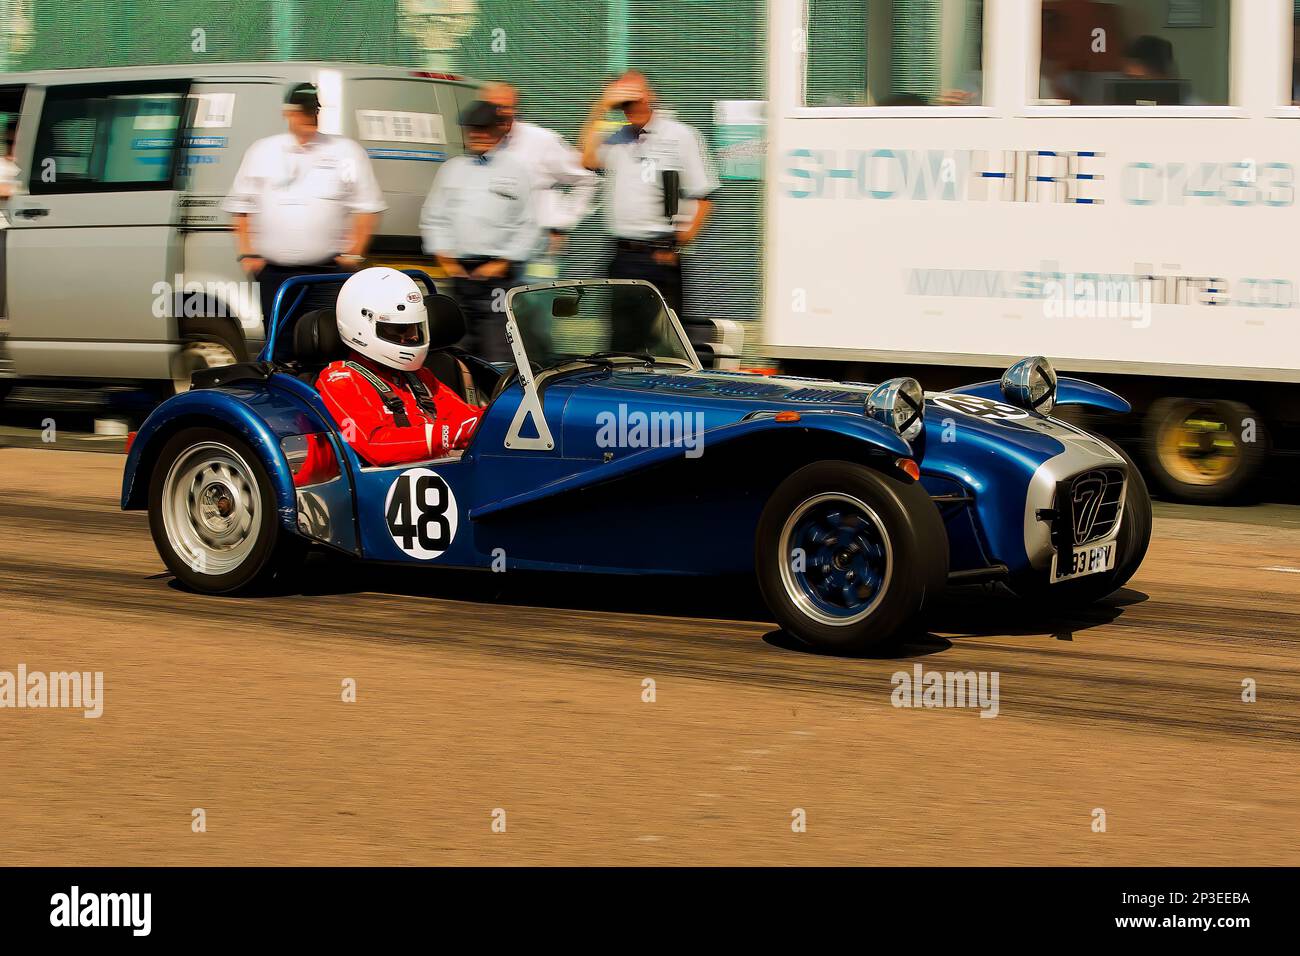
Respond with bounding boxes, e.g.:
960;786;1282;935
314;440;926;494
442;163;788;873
122;272;1151;654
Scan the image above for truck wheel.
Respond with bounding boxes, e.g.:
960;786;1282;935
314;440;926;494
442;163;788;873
148;427;304;594
171;321;245;395
1012;440;1152;607
1144;397;1267;503
755;461;947;655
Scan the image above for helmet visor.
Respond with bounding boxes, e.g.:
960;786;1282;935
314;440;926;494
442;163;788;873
374;320;426;347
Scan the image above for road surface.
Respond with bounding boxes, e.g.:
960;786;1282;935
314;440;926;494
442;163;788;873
1;446;1297;865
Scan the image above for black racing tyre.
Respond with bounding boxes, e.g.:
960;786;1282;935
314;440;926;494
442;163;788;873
1143;397;1268;503
755;460;948;655
148;426;304;594
1012;439;1152;607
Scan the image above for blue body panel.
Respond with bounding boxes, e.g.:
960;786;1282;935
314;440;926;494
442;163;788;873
120;375;358;551
951;377;1132;414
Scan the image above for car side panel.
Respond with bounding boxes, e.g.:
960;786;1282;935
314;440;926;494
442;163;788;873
918;404;1068;575
121;377;356;551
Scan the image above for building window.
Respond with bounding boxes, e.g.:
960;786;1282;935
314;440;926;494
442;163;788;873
804;0;984;107
1038;0;1230;106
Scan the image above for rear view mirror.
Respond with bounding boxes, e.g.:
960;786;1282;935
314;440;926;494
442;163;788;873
552;294;580;318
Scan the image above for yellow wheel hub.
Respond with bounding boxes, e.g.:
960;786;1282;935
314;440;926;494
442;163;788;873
1156;407;1239;487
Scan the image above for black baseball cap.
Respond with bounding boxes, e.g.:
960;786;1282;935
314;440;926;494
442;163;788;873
285;82;321;112
459;100;501;129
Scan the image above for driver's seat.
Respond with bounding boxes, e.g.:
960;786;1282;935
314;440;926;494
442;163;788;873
424;293;468;400
292;308;347;380
291;294;499;404
423;293;502;405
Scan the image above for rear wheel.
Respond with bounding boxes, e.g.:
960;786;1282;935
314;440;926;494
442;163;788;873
1144;397;1267;503
755;461;947;655
148;427;303;593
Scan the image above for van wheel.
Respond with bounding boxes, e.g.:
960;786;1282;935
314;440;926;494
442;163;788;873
1144;398;1267;503
755;461;947;655
148;427;304;594
172;321;244;395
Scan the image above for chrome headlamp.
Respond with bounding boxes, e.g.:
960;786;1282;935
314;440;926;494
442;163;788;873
1001;356;1058;416
865;377;924;441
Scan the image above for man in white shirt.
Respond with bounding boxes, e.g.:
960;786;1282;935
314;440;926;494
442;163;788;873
479;81;595;278
420;101;538;364
224;83;387;331
579;70;718;350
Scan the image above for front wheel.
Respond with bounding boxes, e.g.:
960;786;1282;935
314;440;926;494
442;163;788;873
755;461;948;655
148;427;304;593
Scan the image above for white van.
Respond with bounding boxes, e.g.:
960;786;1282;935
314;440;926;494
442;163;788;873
0;62;477;395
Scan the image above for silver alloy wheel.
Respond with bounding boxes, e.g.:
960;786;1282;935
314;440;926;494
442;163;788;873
777;492;894;627
172;339;238;394
161;441;261;576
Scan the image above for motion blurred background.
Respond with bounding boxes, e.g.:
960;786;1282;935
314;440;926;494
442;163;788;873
0;0;771;335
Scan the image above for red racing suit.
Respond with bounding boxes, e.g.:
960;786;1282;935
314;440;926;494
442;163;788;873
317;353;483;467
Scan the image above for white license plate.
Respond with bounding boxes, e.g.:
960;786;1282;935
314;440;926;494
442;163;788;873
1051;539;1117;583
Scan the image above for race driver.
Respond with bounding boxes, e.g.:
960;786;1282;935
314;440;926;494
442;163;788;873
317;267;483;467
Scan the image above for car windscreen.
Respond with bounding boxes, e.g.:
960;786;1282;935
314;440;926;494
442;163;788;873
507;282;696;371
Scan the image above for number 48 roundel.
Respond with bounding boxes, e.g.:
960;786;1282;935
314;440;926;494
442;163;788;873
383;468;459;559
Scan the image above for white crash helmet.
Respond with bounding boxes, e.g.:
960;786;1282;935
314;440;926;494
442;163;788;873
335;267;429;372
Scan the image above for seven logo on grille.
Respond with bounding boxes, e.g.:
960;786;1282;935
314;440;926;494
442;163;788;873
1070;469;1124;546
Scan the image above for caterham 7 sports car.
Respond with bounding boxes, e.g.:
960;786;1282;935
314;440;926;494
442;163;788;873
122;273;1151;654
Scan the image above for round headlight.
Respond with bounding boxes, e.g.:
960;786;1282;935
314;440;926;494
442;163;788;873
866;377;924;441
1001;356;1057;415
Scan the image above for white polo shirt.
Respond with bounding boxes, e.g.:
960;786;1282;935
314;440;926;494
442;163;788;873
596;112;719;241
419;150;539;263
495;120;596;236
223;132;387;265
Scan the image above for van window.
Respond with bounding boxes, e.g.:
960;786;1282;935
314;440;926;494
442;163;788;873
804;0;985;107
30;82;189;194
1038;0;1230;106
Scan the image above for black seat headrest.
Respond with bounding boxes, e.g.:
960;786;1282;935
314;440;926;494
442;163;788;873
292;308;347;365
426;294;466;351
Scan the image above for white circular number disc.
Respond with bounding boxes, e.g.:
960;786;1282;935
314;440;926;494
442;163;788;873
383;467;459;560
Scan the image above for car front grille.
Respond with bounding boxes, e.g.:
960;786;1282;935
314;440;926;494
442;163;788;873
1065;468;1125;546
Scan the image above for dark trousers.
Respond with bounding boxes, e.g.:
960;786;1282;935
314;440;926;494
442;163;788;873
607;241;686;354
257;259;341;335
449;259;522;366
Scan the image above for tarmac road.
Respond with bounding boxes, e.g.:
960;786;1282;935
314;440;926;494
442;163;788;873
1;445;1298;865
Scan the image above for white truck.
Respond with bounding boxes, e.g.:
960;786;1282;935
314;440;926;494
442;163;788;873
764;0;1299;502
